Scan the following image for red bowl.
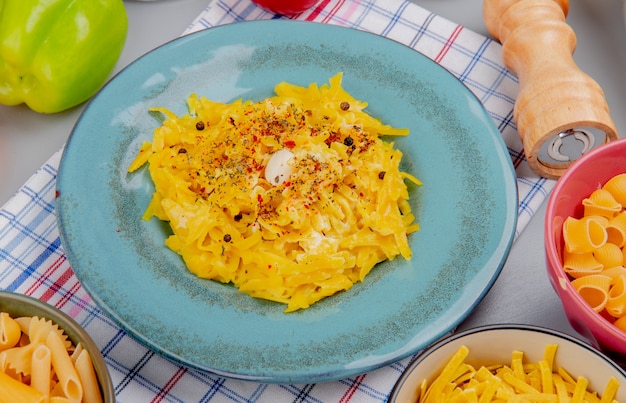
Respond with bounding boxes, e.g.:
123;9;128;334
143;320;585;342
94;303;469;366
252;0;320;15
545;137;626;362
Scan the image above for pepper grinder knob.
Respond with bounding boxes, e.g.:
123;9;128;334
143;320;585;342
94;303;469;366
483;0;618;179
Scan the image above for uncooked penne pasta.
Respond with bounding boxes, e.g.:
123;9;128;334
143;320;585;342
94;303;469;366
70;343;84;365
75;349;103;403
0;370;46;403
0;312;104;401
30;344;51;396
46;331;83;402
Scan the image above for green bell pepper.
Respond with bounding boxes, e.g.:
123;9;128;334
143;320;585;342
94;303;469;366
0;0;128;113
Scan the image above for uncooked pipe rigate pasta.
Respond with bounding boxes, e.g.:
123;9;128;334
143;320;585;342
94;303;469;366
563;249;603;278
604;174;626;206
561;172;626;328
607;212;626;248
607;274;626;318
595;243;625;269
583;189;622;218
571;274;611;313
564;216;608;254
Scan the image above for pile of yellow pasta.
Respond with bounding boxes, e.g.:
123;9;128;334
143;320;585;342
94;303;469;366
0;312;102;403
129;73;421;312
418;344;620;402
562;173;626;328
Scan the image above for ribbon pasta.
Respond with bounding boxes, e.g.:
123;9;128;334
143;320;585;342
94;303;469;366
129;73;421;312
562;173;626;330
0;312;102;403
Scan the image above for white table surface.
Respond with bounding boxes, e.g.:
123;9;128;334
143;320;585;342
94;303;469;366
1;0;625;344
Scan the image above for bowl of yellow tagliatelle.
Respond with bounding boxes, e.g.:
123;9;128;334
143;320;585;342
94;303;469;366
0;290;114;402
545;137;626;363
389;324;626;402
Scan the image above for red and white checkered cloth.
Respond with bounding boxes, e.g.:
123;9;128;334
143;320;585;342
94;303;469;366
0;0;555;401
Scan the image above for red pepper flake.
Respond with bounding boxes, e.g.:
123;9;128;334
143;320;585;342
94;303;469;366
324;132;341;146
284;140;296;149
257;194;264;204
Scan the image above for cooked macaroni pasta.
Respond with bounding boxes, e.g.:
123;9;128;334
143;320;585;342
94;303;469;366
129;73;421;312
562;173;626;328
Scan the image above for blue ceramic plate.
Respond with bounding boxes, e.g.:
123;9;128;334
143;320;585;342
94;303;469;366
56;20;517;383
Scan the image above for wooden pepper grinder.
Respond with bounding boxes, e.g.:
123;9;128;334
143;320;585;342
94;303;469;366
483;0;618;179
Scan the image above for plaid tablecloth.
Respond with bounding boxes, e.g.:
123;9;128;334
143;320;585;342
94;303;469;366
0;0;556;401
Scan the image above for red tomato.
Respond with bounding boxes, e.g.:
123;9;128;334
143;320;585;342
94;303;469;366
252;0;320;15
